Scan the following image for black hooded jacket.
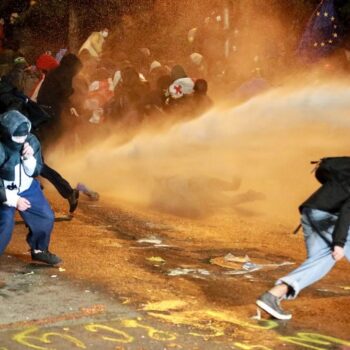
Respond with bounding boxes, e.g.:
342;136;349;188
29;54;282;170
300;181;350;248
0;111;42;203
37;54;82;122
0;78;23;112
0;78;51;130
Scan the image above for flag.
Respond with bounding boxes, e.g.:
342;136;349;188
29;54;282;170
297;0;343;62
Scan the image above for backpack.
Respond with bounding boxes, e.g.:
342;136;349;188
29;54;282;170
313;157;350;185
293;157;350;236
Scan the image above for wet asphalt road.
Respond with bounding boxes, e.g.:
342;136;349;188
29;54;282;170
1;193;350;349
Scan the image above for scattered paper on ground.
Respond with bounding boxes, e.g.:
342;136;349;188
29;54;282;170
224;253;250;263
211;254;294;274
168;268;210;277
138;236;163;245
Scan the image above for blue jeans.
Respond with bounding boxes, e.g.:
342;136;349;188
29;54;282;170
277;208;350;299
0;179;54;255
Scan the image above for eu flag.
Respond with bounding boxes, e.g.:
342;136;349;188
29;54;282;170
297;0;343;62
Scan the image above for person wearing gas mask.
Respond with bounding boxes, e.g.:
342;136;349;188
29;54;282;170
0;110;61;265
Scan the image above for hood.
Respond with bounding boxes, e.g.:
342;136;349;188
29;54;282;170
170;65;187;82
190;52;203;66
0;110;31;138
59;53;82;76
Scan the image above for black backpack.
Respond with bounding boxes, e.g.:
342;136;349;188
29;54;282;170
293;157;350;236
313;157;350;185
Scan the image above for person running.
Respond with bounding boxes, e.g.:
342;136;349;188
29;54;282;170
256;157;350;320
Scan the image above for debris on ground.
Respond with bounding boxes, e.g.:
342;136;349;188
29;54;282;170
211;253;294;275
317;286;350;294
317;288;339;294
24;271;34;276
251;307;262;320
224;263;261;275
224;253;250;263
137;236;163;245
210;255;250;270
167;268;210;277
146;256;166;263
261;261;295;268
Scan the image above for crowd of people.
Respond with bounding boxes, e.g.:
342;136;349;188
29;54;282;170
0;27;218;149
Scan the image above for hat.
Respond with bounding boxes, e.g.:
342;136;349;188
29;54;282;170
14;56;28;67
36;53;59;71
13;122;30;136
150;60;162;73
187;27;198;43
140;48;151;57
190;52;203;66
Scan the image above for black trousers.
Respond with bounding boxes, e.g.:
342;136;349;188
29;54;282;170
40;163;73;199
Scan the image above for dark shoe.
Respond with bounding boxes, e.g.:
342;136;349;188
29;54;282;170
256;292;292;320
68;189;79;213
31;250;62;266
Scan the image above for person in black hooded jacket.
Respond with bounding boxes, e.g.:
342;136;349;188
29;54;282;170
37;53;82;131
0;110;61;265
36;54;82;214
256;160;350;320
0;75;51;130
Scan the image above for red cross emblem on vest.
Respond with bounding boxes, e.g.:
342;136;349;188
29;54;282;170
174;85;182;95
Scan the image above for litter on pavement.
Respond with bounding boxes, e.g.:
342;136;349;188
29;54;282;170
138;236;163;245
168;268;210;277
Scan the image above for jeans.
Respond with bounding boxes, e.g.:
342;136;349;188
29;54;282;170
0;179;54;255
277;208;350;299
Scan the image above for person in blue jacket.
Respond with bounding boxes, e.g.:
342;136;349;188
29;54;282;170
0;110;61;265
